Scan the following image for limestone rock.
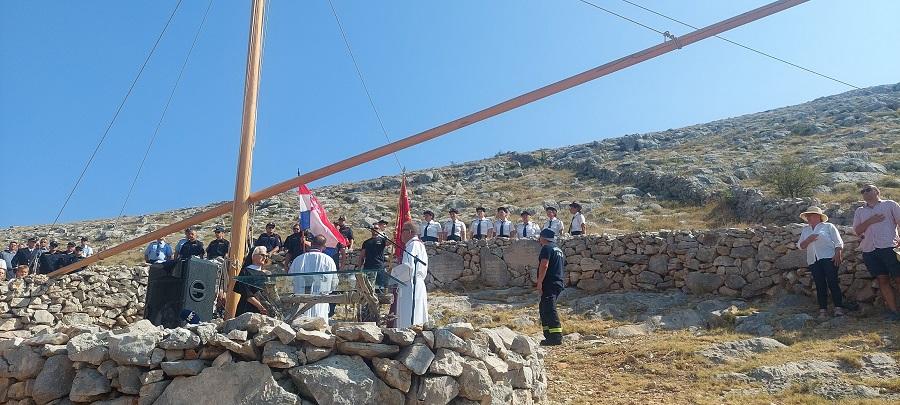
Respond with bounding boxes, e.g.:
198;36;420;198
262;341;302;369
407;375;459;405
155;361;297;404
70;368;111;402
428;349;464;377
336;341;400;358
698;337;787;363
685;272;724;295
2;345;45;380
372;357;412;392
289;355;376;405
397;343;435;375
510;335;537;356
160;360;207;376
383;328;417;346
159;328;200;350
332;322;383;343
108;332;160;366
32;354;75;404
296;328;335;348
116;365;143;395
458;357;492;401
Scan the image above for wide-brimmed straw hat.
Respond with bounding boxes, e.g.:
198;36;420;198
799;206;828;223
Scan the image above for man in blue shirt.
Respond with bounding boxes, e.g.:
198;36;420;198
145;238;173;264
537;229;566;346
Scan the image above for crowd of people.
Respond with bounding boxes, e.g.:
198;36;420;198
0;236;94;280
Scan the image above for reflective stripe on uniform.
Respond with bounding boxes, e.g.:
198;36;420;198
547;327;563;333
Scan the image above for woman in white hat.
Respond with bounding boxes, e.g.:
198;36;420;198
797;206;846;319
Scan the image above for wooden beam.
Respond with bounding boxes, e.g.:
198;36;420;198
48;0;808;278
224;0;268;320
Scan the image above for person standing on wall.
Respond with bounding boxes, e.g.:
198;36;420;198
536;229;565;346
470;206;493;240
568;202;586;236
419;210;441;242
493;207;512;238
441;208;466;242
544;206;564;236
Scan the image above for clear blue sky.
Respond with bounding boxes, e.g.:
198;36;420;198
1;0;898;227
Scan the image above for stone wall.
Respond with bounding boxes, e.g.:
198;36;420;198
0;266;148;340
399;224;880;304
728;187;861;226
0;314;546;404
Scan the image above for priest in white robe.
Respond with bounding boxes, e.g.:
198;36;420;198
289;235;337;322
394;221;429;328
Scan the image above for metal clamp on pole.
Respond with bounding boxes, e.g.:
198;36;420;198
663;31;682;49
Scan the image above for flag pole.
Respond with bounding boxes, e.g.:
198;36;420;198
224;0;267;320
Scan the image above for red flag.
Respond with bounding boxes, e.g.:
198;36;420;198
395;175;412;261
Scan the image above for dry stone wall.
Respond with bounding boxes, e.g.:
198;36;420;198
408;224;880;304
0;315;546;404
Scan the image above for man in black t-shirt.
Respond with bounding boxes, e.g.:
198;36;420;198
283;223;306;266
536;228;566;346
206;227;230;260
176;228;206;260
336;216;354;249
358;224;389;287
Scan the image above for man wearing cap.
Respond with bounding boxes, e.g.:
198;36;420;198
544;207;564;236
470;207;493;240
11;237;39;271
536;229;565;346
568;202;586;236
493;207;513;238
852;185;900;320
175;228;205;260
359;222;389;287
1;242;17;280
255;223;283;255
206;227;230;260
419;210;441;242
144;237;173;264
79;237;94;257
441;208;467;242
515;211;540;239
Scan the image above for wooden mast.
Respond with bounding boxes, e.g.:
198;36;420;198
224;0;267;319
48;0;809;279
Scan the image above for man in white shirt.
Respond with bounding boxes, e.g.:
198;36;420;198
516;211;540;239
494;207;512;238
852;184;900;320
441;208;467;242
289;235;338;323
568;202;586;236
394;221;429;328
470;207;493;240
79;236;94;257
544;206;564;236
419;210;441;242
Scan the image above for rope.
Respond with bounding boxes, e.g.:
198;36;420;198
117;0;214;220
616;0;860;89
52;0;184;225
575;0;665;35
326;0;404;171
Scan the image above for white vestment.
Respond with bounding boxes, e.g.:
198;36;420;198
289;251;337;322
394;237;428;328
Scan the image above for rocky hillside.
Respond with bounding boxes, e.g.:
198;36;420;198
6;83;900;258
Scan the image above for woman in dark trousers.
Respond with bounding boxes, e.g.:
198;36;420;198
797;206;846;320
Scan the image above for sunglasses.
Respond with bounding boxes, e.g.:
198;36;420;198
860;187;874;194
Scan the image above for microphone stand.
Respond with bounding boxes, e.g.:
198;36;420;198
367;227;436;326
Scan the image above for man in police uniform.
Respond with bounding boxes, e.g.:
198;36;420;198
516;211;540;239
470;207;493;240
206;226;230;260
283;223;306;266
493;207;512;238
536;228;565;346
176;228;205;260
441;208;467;242
255;223;283;255
419;210;441;242
544;206;564;236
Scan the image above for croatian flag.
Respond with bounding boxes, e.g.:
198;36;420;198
297;185;348;249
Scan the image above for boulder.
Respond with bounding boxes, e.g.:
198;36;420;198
2;345;45;380
289;355;376;405
407;375;459;405
69;368;111;402
32;354;75;404
396;343;435;375
698;337;787;363
684;272;724;295
372;357;412;392
458;358;492;401
108;332;160;366
155;361;297;405
428;349;464;377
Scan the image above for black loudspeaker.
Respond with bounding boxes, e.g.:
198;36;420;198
144;257;219;328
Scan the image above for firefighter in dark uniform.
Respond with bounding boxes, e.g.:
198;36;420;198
537;228;565;346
